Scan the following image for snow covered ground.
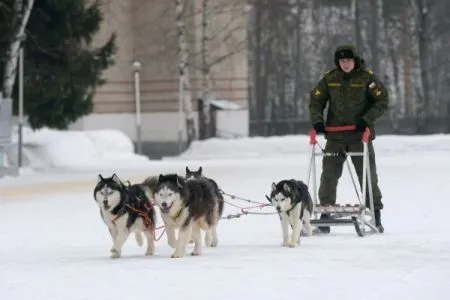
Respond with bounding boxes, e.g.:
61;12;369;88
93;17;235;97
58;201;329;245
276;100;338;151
1;128;449;300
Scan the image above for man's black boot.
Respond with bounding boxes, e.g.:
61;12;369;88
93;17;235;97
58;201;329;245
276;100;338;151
318;214;331;234
374;209;384;233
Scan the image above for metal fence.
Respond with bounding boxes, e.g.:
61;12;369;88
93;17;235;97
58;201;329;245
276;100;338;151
0;96;17;178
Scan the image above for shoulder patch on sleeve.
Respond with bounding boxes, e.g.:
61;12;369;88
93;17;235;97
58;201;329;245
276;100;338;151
369;82;376;89
366;69;374;74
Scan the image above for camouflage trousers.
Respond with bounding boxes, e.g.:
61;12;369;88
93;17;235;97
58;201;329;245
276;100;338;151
318;140;383;210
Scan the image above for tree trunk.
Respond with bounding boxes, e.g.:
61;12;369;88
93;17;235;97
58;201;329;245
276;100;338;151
247;4;256;136
412;0;428;133
402;0;413;118
370;0;380;75
352;0;363;51
175;0;196;147
201;0;214;139
1;0;34;107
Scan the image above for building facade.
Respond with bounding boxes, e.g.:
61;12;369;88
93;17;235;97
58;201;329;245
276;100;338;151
70;0;249;158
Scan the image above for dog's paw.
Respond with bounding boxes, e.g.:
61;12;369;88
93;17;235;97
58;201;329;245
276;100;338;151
170;252;183;258
303;227;313;237
145;250;154;256
288;242;296;248
191;251;201;256
110;249;121;259
210;238;218;247
281;241;289;247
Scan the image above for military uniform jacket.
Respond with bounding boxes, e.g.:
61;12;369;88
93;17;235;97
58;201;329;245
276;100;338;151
308;67;389;142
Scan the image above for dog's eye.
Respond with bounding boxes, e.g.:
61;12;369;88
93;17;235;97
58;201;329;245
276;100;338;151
280;198;285;201
107;190;114;195
168;193;173;197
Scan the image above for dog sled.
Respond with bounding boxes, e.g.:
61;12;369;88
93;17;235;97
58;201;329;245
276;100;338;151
307;125;380;237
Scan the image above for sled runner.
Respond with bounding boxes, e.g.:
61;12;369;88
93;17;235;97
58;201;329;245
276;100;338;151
306;125;380;237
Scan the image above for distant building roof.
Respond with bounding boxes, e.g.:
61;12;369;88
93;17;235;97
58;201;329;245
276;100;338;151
210;99;242;110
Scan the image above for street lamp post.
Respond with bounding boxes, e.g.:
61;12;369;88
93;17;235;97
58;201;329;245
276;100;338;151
132;61;142;155
18;36;25;168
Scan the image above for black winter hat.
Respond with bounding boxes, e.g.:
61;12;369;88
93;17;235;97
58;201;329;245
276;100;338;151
335;49;355;60
334;45;356;60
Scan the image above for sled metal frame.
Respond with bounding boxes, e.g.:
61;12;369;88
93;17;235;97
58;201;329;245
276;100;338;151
306;125;379;237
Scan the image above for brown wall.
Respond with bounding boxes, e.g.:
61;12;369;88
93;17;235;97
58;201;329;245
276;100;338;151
92;0;248;114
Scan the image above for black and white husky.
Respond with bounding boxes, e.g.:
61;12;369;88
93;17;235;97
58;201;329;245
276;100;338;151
154;173;221;258
266;179;314;247
93;174;157;258
185;166;224;246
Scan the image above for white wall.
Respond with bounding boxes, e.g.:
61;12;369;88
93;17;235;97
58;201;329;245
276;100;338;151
69;112;194;142
216;110;249;138
69;110;249;141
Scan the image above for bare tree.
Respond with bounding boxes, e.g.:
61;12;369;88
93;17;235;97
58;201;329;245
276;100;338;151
141;0;248;140
199;0;213;139
1;0;34;107
175;0;196;146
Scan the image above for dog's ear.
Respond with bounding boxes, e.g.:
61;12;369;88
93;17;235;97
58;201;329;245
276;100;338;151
186;166;190;173
198;166;203;174
176;176;184;190
283;183;291;193
97;174;104;182
158;174;164;182
112;174;121;185
265;195;272;202
271;182;277;192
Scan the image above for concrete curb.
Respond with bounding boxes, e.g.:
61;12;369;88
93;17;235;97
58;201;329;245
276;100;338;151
1;174;149;200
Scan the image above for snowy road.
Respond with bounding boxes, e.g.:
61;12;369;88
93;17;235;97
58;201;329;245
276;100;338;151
1;151;449;300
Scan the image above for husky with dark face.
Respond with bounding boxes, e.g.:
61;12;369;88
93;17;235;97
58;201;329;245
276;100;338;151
267;179;314;247
185;166;224;247
154;173;221;258
93;174;157;258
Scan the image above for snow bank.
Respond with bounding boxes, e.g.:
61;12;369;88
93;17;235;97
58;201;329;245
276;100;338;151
174;133;450;160
8;127;151;170
5;126;450;173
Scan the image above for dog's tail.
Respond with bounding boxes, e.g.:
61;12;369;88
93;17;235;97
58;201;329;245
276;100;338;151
135;232;144;247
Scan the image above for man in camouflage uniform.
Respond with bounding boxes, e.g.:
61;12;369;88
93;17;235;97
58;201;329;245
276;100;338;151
308;44;388;233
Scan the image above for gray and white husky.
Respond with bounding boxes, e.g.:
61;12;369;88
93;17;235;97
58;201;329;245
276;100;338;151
185;166;224;246
154;173;221;258
266;179;314;247
93;174;157;258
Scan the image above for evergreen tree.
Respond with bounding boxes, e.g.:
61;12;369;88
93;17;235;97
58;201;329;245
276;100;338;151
1;0;116;129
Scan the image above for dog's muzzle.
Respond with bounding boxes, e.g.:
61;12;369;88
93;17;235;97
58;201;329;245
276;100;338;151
103;199;110;210
160;202;172;213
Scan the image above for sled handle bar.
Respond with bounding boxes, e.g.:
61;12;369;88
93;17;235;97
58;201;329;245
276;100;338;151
309;125;371;145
